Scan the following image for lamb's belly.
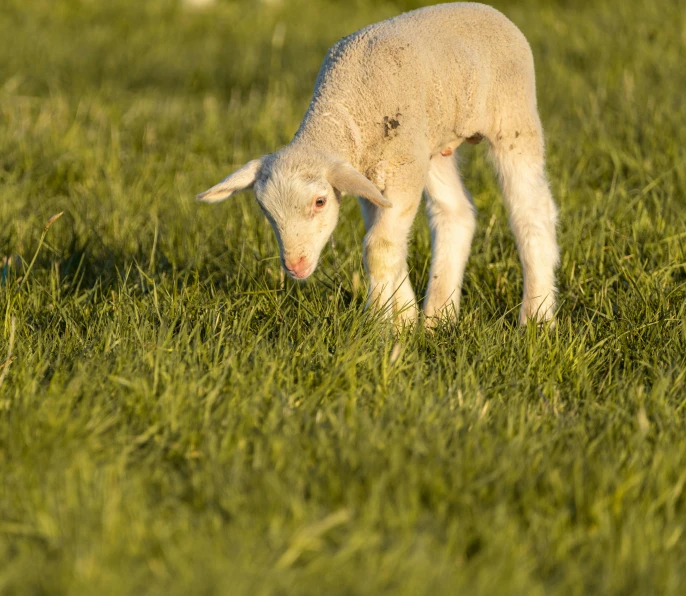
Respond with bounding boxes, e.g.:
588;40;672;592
426;89;483;158
430;132;483;158
430;136;464;158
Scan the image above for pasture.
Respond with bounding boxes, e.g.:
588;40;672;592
1;0;685;593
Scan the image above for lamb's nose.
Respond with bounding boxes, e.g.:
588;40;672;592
284;256;308;278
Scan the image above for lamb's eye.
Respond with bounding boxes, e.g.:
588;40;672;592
314;196;327;209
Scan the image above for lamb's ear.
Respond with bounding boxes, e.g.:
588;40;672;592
196;158;264;203
328;162;392;208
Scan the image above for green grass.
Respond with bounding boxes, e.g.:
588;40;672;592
1;0;686;593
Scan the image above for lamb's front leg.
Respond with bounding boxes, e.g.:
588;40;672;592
359;188;422;326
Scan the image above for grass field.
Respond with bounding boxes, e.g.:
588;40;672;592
1;0;686;593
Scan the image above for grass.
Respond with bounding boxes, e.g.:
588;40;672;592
1;0;686;593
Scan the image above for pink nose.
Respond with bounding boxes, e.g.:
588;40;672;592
284;256;309;278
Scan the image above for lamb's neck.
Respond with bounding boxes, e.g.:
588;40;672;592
291;100;364;168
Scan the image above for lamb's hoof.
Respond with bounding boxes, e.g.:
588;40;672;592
424;315;440;331
466;133;483;145
391;303;418;332
519;297;556;327
364;300;417;332
423;307;458;331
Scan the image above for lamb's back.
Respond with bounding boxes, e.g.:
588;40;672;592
321;4;530;99
298;3;535;165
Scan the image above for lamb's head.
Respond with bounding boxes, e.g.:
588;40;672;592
197;148;391;280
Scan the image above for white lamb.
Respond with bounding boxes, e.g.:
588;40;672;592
198;2;559;327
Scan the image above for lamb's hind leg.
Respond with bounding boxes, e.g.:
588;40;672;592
423;152;476;326
490;122;559;324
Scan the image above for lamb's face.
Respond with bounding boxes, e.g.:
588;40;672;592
198;149;388;279
254;168;340;280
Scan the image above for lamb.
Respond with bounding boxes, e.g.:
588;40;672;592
198;2;559;327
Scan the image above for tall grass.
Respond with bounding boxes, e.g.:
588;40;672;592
1;0;685;593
